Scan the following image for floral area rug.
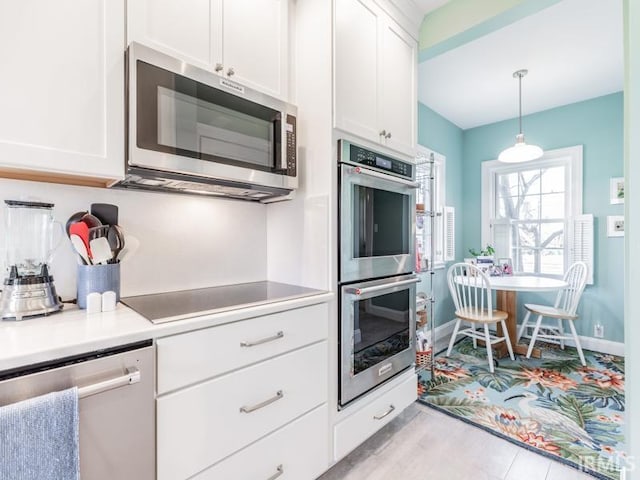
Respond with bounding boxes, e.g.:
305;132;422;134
417;338;626;479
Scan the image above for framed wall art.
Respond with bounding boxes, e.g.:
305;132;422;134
610;177;624;204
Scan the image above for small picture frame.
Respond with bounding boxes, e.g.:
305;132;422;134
497;257;513;275
610;177;624;204
607;215;624;237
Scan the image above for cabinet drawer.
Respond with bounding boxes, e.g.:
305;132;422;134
157;342;328;480
334;372;416;461
194;405;329;480
157;303;328;393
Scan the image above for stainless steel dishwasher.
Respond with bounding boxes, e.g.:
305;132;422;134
0;340;155;479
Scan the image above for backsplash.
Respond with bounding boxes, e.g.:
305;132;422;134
0;178;267;301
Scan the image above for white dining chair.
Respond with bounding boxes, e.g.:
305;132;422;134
516;262;588;366
446;263;514;372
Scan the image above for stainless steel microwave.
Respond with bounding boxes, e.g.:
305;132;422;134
114;42;298;202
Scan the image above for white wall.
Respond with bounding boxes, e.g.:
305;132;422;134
0;178;267;301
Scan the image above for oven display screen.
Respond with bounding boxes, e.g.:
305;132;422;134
375;157;392;169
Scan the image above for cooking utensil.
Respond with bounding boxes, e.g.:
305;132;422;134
70;234;91;265
88;225;110;241
65;211;87;237
81;212;102;229
89;237;113;265
117;235;140;263
69;222;92;259
90;203;119;227
107;225;125;263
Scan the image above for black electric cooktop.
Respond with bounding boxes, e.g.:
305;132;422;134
121;281;325;324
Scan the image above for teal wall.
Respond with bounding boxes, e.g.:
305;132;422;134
461;92;624;342
417;102;464;328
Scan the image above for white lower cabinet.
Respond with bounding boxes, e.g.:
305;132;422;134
156;303;328;394
333;371;417;461
193;405;329;480
157;341;328;480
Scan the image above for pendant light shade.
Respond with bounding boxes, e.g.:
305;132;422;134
498;69;543;163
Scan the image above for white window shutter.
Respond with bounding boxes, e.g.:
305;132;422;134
443;206;455;261
570;214;594;285
490;218;511;259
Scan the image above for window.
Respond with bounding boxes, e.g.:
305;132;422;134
416;146;453;270
481;146;592;281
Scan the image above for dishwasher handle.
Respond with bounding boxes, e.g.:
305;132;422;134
78;366;140;399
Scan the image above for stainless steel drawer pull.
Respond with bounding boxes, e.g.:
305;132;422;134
266;464;284;480
78;367;140;399
373;404;395;420
239;390;284;413
240;331;284;347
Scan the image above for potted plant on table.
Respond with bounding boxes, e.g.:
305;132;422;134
465;245;495;274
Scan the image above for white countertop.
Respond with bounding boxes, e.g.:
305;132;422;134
0;291;333;373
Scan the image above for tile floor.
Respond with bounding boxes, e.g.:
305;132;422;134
318;402;595;480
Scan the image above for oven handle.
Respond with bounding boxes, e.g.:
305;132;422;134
344;277;420;296
348;166;420;189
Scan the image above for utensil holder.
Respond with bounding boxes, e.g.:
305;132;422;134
77;263;120;309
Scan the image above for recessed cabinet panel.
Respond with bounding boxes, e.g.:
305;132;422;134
334;0;379;141
223;0;287;98
128;0;213;68
0;0;124;181
379;19;416;157
193;405;329;480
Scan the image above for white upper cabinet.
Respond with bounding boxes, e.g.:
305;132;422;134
128;0;289;100
379;18;416;156
334;0;417;157
0;0;125;185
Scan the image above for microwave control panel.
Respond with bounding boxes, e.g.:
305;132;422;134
286;114;297;177
343;142;413;180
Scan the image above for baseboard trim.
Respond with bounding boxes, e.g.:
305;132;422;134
431;320;625;356
422;319;457;346
561;335;624;356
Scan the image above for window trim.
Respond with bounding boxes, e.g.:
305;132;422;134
481;145;583;276
416;145;446;269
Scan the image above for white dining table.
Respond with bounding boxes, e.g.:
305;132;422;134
486;275;568;358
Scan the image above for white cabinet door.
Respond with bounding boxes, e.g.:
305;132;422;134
334;0;417;158
334;0;380;143
193;405;329;480
157;342;328;480
128;0;289;100
379;18;416;157
0;0;124;183
127;0;215;70
222;0;288;99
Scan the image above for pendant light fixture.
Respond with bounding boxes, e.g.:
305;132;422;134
498;69;543;163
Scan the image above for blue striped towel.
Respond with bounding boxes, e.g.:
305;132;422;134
0;387;79;480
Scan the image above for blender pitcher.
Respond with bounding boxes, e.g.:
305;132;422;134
1;200;64;320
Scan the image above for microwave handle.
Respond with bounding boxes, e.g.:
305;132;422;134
345;277;420;296
280;116;288;170
348;166;421;189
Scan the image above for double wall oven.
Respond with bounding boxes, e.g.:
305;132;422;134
338;140;419;407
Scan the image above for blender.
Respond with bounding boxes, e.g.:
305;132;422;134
0;200;64;320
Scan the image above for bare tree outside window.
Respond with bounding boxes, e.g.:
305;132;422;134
496;166;566;275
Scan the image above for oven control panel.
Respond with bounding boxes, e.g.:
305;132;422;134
340;141;413;180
